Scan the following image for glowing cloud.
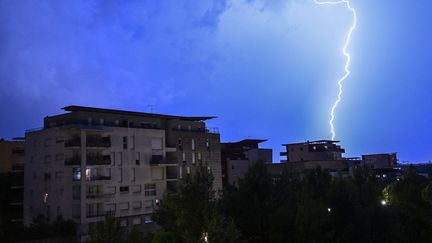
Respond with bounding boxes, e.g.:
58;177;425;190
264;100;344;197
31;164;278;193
314;0;357;140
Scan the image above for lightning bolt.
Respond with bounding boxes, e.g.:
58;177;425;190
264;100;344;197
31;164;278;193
314;0;357;140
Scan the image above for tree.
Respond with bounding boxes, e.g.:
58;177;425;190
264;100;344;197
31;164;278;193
87;214;124;243
153;163;236;243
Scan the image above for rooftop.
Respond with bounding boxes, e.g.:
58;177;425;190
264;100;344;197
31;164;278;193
282;140;340;146
62;105;216;121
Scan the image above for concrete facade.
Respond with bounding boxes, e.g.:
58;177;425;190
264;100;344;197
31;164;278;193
221;139;272;186
0;138;25;223
24;106;222;237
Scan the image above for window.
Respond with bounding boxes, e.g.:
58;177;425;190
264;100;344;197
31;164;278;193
43;193;49;203
33;172;37;180
119;202;129;211
132;201;142;210
123;136;128;149
133;217;142;225
115;120;119;125
132;185;141;193
192;153;196;164
55;171;64;179
118;168;123;182
44;155;52;164
135;152;140;165
144;215;153;224
131;168;136;182
100;119;104;125
120;219;128;227
120;186;129;193
117;152;123;165
188;125;192;131
179;167;183;179
198;152;202;162
182;152;186;162
73;168;81;181
72;185;81;200
151;138;162;151
88;117;92;124
105;186;116;195
111;152;116;165
56;153;64;161
105;203;116;213
144;200;153;211
191;139;195;150
131;136;135;149
56;136;65;143
144;184;156;196
187;166;191;174
72;204;80;219
205;139;210;149
178;138;182;150
44;138;52;147
44;172;51;181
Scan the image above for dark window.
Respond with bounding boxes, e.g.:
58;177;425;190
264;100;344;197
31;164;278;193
120;186;129;193
44;173;51;181
123;136;128;149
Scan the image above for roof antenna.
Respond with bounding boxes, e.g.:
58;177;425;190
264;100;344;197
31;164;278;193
147;104;155;113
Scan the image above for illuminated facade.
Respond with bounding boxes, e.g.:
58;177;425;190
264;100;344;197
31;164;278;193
24;106;222;237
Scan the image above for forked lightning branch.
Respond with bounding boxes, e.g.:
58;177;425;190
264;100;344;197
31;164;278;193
314;0;357;140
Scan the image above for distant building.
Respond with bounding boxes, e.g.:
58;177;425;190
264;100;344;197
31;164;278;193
221;139;272;186
362;153;397;169
24;106;222;238
0;138;25;223
270;140;360;177
280;140;345;162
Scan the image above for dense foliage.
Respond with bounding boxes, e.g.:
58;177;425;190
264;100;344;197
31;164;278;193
154;162;432;243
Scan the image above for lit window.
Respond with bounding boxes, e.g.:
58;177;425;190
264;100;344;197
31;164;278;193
43;193;49;203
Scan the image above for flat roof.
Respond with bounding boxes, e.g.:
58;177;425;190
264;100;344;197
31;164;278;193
62;105;216;121
222;139;267;145
282;140;340;146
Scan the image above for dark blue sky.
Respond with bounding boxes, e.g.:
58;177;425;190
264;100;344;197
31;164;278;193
0;0;431;162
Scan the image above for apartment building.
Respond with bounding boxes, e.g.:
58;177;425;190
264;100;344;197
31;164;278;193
24;106;222;237
270;140;360;177
221;139;272;186
0;138;25;224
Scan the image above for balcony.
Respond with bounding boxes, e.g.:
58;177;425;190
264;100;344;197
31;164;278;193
65;137;81;147
87;154;111;165
166;167;178;180
86;212;105;218
65;156;81;166
86;192;104;199
88;175;111;181
87;136;111;148
172;126;219;134
150;155;178;166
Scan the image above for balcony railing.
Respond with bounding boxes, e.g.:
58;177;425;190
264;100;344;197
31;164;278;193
86;212;105;218
150;155;178;166
65;156;81;166
88;175;111;181
65;138;81;147
45;119;162;130
87;155;111;165
87;136;111;147
172;126;219;134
